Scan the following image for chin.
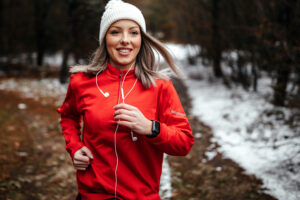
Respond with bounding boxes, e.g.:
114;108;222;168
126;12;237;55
116;60;135;66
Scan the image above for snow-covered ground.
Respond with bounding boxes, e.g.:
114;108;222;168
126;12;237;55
185;69;299;200
166;44;300;200
0;78;67;106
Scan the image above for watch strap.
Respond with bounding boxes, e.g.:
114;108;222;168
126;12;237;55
147;120;160;138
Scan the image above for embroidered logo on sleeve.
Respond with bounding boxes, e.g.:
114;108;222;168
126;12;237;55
170;110;186;117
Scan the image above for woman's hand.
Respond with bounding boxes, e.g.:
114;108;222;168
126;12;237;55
113;103;152;136
73;146;93;171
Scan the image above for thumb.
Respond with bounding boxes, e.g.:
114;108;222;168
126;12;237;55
81;146;93;159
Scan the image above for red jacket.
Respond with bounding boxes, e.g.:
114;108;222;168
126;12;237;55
57;63;194;200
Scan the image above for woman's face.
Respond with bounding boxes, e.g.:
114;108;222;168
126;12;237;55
105;19;142;70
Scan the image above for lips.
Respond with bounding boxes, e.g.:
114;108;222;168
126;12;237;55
117;48;132;56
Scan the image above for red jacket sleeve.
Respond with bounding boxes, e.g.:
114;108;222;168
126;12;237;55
146;80;194;156
57;75;84;159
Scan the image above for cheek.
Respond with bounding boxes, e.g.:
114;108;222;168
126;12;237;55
133;38;142;52
105;35;118;47
105;37;116;56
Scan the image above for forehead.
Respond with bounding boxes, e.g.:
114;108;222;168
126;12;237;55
109;19;140;29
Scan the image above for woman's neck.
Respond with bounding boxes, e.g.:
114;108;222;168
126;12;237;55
109;60;135;71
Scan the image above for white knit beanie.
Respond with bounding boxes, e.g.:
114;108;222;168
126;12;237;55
99;0;146;45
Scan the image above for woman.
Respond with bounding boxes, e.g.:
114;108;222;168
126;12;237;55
57;0;194;199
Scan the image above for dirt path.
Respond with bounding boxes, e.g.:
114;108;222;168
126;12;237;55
0;78;277;200
0;91;77;200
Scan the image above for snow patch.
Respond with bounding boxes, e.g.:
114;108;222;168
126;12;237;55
18;103;27;110
184;64;300;200
160;154;172;199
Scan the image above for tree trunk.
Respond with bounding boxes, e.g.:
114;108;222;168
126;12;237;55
211;0;223;78
273;0;295;106
59;0;78;83
297;66;300;93
0;0;5;55
274;67;290;106
213;49;223;78
252;64;258;92
235;52;248;90
249;48;258;91
33;0;50;67
59;49;70;84
0;0;3;55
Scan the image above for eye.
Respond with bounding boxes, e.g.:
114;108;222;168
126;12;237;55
131;31;139;35
110;30;119;35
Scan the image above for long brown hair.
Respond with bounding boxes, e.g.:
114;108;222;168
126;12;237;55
70;31;179;88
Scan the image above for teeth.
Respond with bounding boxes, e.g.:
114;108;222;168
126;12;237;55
119;49;130;53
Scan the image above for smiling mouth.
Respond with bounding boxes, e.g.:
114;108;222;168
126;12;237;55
117;48;132;53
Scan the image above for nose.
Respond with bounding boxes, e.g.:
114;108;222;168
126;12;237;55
121;32;129;45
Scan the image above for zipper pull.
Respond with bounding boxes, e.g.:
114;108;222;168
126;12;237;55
119;73;122;79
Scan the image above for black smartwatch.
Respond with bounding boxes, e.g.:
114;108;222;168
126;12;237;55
147;120;160;138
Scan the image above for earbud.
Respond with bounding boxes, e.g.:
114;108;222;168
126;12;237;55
96;70;110;98
104;92;109;97
99;90;109;98
132;136;137;142
131;130;137;142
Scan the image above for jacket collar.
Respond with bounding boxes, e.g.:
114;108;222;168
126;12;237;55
106;63;135;78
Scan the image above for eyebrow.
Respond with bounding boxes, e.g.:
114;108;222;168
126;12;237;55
110;26;139;29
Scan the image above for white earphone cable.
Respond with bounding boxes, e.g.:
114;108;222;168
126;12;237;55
114;123;119;199
95;64;138;199
96;69;110;97
113;63;137;199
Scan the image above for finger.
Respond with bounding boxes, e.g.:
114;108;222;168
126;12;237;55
113;103;138;111
114;109;135;117
74;163;89;168
76;167;87;171
117;120;136;129
74;165;89;170
114;114;135;122
73;159;90;165
81;146;93;159
74;154;90;163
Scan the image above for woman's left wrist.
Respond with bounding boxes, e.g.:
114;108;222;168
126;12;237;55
146;120;152;135
146;120;160;138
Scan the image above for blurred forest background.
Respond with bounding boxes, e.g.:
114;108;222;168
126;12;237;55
1;0;300;107
0;0;300;199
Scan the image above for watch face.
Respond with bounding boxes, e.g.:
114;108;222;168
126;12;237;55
148;120;160;138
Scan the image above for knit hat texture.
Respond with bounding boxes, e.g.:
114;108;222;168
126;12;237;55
99;0;146;45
